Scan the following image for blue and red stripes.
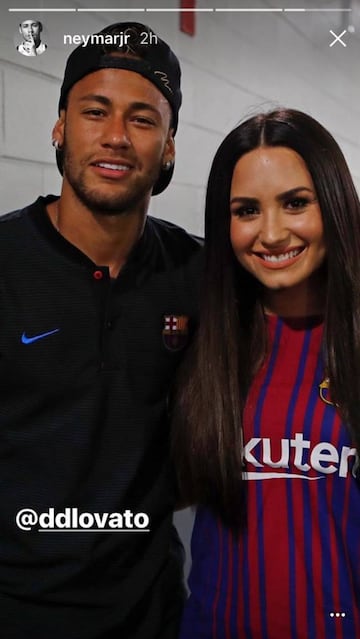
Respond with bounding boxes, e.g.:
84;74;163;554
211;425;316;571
180;316;360;639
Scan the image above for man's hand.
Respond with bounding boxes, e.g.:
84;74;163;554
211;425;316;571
23;35;37;56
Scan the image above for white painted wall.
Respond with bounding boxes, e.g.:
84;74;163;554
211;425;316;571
1;0;359;580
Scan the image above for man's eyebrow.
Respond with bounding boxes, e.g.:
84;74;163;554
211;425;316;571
78;94;111;106
78;95;161;116
129;101;162;116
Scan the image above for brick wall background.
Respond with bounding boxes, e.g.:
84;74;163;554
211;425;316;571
1;0;359;234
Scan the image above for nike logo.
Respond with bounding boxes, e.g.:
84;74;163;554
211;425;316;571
21;329;60;344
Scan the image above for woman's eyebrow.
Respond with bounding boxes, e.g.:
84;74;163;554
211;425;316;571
276;186;314;201
230;187;315;206
230;196;258;206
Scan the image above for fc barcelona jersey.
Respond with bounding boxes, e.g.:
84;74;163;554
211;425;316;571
180;315;360;639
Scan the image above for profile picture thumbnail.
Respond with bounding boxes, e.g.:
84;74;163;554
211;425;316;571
17;19;47;57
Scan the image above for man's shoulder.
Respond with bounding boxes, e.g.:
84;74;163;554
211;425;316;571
148;216;203;260
0;197;50;257
0;196;53;228
0;207;28;222
0;204;31;232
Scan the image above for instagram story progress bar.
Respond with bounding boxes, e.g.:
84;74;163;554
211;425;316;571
8;7;354;13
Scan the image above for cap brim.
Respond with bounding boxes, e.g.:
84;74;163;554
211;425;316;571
55;149;64;176
152;162;174;196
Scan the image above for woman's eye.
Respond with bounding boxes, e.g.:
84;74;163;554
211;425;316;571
286;198;309;210
232;206;259;218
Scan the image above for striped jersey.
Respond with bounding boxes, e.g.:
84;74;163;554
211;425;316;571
180;315;360;639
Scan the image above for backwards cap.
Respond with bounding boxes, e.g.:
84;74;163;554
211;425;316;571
57;22;182;195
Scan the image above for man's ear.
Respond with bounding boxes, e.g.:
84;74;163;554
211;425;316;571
52;110;66;148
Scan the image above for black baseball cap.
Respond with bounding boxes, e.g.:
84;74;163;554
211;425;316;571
56;22;182;195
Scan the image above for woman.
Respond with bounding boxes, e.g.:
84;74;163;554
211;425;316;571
173;109;360;639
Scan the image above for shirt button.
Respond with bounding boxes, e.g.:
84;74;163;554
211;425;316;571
93;270;103;280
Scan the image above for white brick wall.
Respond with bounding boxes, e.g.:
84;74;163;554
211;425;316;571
1;0;359;234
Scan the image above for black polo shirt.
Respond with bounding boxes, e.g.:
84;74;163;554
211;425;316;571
0;196;202;638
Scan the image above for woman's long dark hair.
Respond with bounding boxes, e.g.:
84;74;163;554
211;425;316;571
172;108;360;528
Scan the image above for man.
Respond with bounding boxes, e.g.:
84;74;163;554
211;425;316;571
0;22;201;638
17;19;47;56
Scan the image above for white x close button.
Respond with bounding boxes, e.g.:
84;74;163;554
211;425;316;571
329;30;347;47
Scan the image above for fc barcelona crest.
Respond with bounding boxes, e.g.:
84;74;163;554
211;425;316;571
162;315;189;351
